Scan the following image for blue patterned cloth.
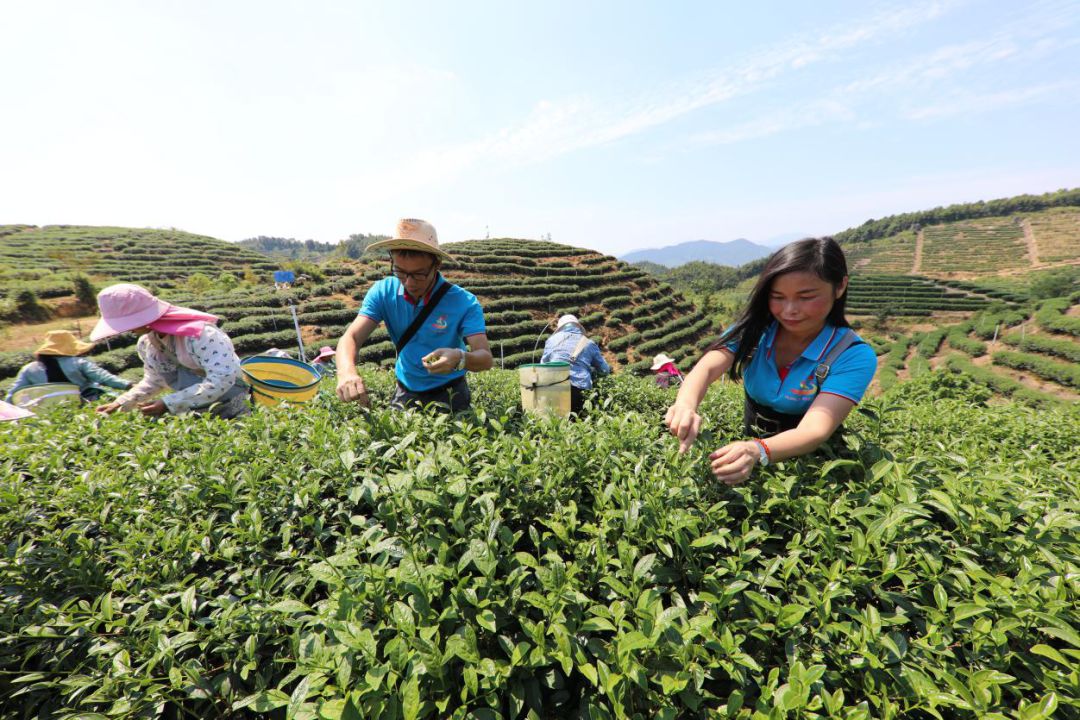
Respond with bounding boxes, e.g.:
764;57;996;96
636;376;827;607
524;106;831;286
541;326;610;390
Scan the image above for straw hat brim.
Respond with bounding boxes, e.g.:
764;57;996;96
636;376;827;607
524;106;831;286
365;238;454;262
36;339;95;356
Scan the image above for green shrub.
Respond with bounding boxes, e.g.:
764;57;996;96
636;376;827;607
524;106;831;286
14;289;49;322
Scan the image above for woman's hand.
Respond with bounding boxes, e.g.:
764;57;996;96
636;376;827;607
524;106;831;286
665;402;702;453
421;349;462;375
709;441;760;485
95;401;123;415
138;400;168;417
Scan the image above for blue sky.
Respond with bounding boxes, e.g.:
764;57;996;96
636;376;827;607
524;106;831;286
1;0;1077;255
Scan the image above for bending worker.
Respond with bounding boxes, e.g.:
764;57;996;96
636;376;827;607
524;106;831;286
5;330;131;402
335;218;492;413
91;284;250;419
540;313;610;415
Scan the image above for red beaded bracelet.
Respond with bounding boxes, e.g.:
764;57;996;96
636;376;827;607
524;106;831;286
755;438;772;463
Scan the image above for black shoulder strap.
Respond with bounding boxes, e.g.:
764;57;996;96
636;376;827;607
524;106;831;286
39;355;73;384
395;280;453;354
814;329;859;384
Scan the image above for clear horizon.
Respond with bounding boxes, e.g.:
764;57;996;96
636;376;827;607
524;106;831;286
1;1;1077;255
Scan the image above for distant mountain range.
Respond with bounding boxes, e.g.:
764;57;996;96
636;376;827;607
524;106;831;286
620;239;774;268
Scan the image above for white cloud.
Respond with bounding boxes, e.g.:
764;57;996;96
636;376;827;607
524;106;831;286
905;81;1075;119
348;0;964;199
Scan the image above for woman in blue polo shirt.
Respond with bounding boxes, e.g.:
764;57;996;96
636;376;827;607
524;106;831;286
665;237;877;486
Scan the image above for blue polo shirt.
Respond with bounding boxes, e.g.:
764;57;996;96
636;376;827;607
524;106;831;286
723;322;877;415
359;274;486;392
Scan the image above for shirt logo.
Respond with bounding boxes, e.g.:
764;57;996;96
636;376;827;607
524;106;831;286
789;376;818;397
430;314;448;331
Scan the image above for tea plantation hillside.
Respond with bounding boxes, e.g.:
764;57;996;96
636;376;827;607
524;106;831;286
1;372;1077;718
841;206;1080;278
0;235;720;387
0;225;279;299
872;292;1080;405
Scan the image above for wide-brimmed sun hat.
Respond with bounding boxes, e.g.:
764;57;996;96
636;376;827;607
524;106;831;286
313;345;335;361
364;218;454;262
556;314;580;330
91;284;172;341
35;330;94;357
650;353;677;371
90;283;218;341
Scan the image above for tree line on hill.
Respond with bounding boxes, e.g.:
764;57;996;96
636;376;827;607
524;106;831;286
632;260;746;295
834;187;1080;245
238;233;390;260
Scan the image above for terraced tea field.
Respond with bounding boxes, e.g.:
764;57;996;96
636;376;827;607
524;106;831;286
1025;207;1080;263
0;234;720;386
843;230;918;274
919;218;1029;273
873;295;1080;404
845;275;1004;317
839;206;1080;279
0;225;278;299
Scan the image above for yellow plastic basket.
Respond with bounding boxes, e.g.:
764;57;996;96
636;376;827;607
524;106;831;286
240;356;321;407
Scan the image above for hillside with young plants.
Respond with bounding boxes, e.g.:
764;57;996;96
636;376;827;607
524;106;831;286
0;225;280;301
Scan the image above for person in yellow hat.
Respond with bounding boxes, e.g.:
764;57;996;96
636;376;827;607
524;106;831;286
4;330;131;403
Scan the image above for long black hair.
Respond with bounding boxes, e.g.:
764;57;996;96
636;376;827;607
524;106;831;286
709;236;850;381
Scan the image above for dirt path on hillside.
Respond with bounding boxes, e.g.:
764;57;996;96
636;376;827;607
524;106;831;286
923;258;1080;281
1020;218;1041;267
895;344;919;381
911;228;924;274
0;315;98;353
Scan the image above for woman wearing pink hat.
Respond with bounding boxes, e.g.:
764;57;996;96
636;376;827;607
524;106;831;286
310;345;337;377
91;284;250;419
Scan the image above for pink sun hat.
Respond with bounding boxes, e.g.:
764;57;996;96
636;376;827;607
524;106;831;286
90;283;218;341
313;345;336;361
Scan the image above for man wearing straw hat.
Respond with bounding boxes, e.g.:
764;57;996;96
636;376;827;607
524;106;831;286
540;314;610;415
5;330;131;403
336;218;492;412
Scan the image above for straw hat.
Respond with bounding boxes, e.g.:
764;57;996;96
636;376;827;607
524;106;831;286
556;314;580;330
90;283;172;341
365;218;454;261
650;353;676;371
35;330;94;356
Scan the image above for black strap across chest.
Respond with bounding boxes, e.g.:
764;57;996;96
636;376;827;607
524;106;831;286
39;355;73;384
395;281;453;354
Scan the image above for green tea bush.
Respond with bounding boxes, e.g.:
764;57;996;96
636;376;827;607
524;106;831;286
1;372;1077;718
1035;298;1080;337
1001;332;1080;363
992;349;1080;389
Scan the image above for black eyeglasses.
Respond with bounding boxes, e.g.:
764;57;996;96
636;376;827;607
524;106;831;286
391;264;436;282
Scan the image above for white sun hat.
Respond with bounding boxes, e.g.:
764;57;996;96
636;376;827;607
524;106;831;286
650;353;677;371
556;314;581;330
